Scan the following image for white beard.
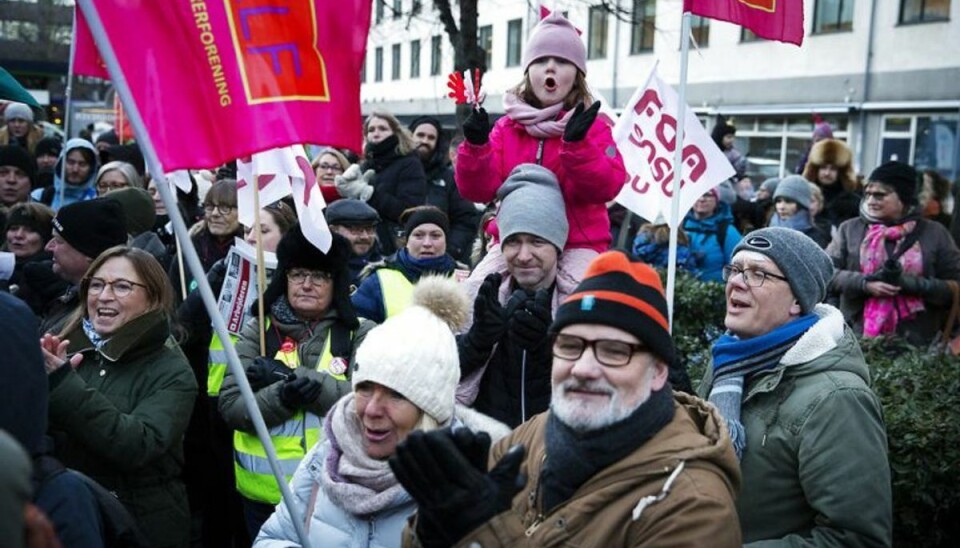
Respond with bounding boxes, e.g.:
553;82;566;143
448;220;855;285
550;367;656;432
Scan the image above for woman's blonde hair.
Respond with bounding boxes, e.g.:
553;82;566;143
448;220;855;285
509;69;592;111
364;111;415;156
311;147;349;171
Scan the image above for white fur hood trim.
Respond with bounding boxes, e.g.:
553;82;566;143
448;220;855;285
780;304;846;366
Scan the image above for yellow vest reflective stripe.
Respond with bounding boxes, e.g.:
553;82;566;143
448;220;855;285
207;333;240;397
233;335;338;504
376;268;415;319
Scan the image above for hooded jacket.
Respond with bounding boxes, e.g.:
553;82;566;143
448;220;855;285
406;392;741;547
699;305;892;547
455;113;626;253
32;138;100;210
683;201;743;282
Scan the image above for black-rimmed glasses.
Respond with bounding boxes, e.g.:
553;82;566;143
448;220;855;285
552;333;646;367
722;264;788;287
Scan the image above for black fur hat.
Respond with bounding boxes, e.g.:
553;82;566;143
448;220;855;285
259;225;358;329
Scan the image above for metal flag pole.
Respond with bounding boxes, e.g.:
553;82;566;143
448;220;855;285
75;2;313;546
666;12;693;331
59;7;80;210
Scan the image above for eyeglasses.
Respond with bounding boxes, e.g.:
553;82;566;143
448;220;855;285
343;225;376;236
864;191;892;201
552;334;646;368
287;269;333;285
86;277;147;298
203;204;236;216
722;264;788;287
316;163;343;172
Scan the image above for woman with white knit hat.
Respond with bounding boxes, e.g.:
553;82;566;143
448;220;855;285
253;276;510;547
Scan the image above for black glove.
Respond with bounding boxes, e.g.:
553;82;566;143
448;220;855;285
245;357;292;391
509;289;552;351
465;273;507;351
389;429;527;548
898;275;933;296
21;261;71;306
279;376;323;409
462;107;491;146
563;100;600;142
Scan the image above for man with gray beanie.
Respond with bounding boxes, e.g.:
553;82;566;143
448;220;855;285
698;226;892;546
457;163;573;428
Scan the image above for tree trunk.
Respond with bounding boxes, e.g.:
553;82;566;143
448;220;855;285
434;0;481;127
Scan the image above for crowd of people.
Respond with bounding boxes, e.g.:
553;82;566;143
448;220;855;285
1;10;956;548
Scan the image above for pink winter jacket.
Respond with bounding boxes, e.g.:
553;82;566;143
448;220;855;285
455;114;627;253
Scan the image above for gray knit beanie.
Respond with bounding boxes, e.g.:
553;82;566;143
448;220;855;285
496;163;568;251
759;177;780;195
773;175;812;210
4;103;33;123
733;227;833;314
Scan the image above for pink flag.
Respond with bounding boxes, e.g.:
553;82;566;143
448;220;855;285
613;64;734;226
80;0;372;171
684;0;804;46
73;7;109;79
539;5;582;35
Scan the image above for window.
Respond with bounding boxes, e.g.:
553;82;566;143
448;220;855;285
741;28;762;42
391;44;401;80
630;0;656;54
374;47;383;82
506;19;522;67
879;114;958;178
375;0;384;24
690;15;709;47
412;0;422;15
410;39;421;78
813;0;854;33
478;25;493;70
588;6;608;59
393;0;402;20
361;57;366;82
900;0;951;23
731;115;850;178
431;35;443;76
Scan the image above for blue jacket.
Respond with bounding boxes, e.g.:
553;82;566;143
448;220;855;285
683;202;742;282
253;441;416;548
31;138;99;210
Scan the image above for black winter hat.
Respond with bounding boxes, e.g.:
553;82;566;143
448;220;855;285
711;116;736;148
402;206;449;237
0;144;36;184
408;115;442;136
260;226;358;329
34;137;63;160
868;161;918;206
52;198;127;259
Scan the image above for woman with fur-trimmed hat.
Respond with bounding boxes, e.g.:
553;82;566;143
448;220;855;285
802;138;861;234
218;225;376;538
253;276;509;547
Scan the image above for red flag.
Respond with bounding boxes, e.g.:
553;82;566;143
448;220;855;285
112;94;133;143
80;0;372;171
683;0;804;46
73;7;109;79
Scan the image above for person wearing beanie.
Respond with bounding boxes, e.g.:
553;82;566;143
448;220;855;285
794;117;835;174
351;205;467;324
769;174;829;248
103;187;172;268
392;250;741;547
698;227;891;545
455;11;626;314
34;136;62;171
218;226;376;537
2;202;54;289
684;187;743;282
1;103;44;155
253;276;509;547
31;138;100;211
801;138;861;231
457;163;577;427
408;115;480;264
711;116;747;179
0;144;37;206
827;161;960;346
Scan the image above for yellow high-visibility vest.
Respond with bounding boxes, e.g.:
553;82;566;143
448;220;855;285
376;268;415;319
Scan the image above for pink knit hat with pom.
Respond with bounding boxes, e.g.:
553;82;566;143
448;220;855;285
522;11;587;74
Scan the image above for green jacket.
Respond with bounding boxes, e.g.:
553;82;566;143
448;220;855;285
699;305;892;547
48;310;198;548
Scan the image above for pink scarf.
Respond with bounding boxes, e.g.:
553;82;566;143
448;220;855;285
860;222;925;336
502;92;574;139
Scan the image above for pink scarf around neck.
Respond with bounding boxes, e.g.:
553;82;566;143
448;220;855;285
860;221;925;337
502;92;574;139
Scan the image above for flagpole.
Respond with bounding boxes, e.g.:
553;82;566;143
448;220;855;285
60;8;80;210
175;232;188;300
252;183;267;356
75;2;314;546
666;12;692;331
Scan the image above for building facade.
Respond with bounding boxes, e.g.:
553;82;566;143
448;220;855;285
361;0;959;180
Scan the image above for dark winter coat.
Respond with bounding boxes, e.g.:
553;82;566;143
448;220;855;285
421;151;480;264
48;309;198;548
351;250;460;324
361;149;427;256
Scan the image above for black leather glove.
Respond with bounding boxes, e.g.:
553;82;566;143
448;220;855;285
563;100;600;142
245;357;292;391
389;429;527;548
509;289;552;351
462;107;491;146
279;376;323;409
21;261;71;305
898;275;933;296
465;273;507;351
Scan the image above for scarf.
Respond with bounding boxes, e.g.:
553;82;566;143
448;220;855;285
270;295;302;324
394;248;456;278
81;318;106;350
769;209;814;232
502;92;574;139
541;386;675;514
364;134;401;171
320;394;407;515
860;221;925;336
708;314;818;459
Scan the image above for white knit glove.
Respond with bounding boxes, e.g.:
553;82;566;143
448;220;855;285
335;165;375;201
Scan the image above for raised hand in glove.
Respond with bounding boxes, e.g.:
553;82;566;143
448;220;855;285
463;107;491;146
465;273;507;351
245;357;292;391
335;164;375;201
509;288;552;351
389;428;527;548
563;100;601;142
279;376;323;409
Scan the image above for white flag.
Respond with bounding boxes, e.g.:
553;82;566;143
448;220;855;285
165;170;193;194
288;145;332;253
613;64;734;227
236;149;294;228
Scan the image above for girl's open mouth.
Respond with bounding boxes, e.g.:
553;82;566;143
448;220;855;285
544;76;557;91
